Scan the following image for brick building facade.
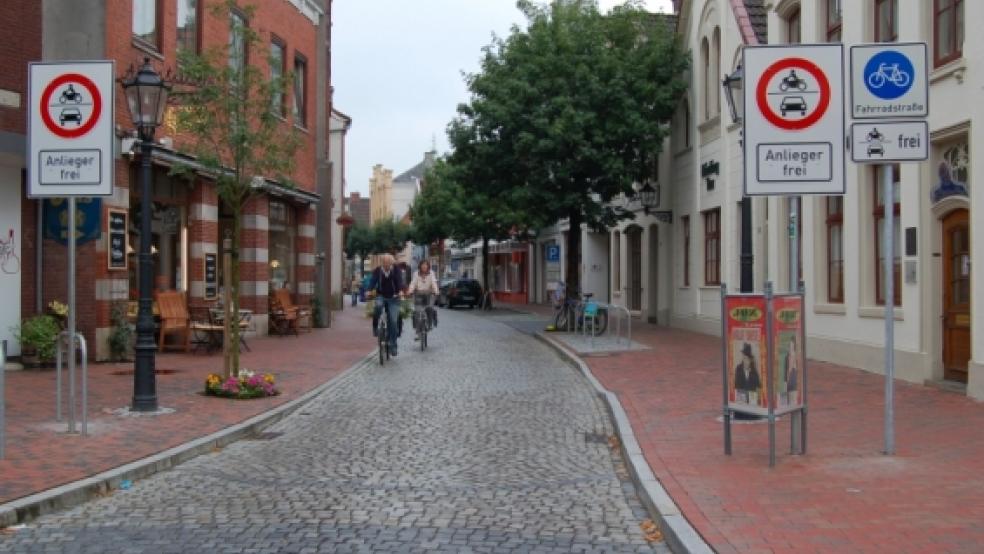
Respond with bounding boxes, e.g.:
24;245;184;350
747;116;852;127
2;0;330;360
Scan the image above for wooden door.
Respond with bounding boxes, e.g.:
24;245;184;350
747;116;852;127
943;209;971;382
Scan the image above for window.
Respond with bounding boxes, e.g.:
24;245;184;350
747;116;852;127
712;28;721;117
934;0;964;67
229;10;247;74
133;0;159;49
873;165;901;306
293;54;307;126
176;0;199;55
682;216;690;286
826;0;842;42
269;201;296;291
875;0;898;42
701;38;710;120
826;197;844;303
683;99;691;148
704;209;720;285
786;7;802;44
270;38;286;116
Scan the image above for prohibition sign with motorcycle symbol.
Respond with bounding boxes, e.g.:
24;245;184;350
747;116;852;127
756;57;831;131
39;73;103;139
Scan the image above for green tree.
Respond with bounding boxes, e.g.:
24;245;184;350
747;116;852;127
173;0;301;377
344;222;373;279
459;0;688;296
370;218;412;255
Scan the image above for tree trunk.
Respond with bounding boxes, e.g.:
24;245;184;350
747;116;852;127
226;209;243;377
565;209;582;300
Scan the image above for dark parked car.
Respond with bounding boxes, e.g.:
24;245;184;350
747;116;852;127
438;278;483;309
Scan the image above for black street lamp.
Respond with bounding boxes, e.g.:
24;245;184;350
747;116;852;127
637;181;673;223
722;65;753;294
120;58;171;412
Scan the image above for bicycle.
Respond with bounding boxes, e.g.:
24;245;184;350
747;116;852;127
553;286;609;336
412;294;433;351
377;304;390;365
867;63;910;89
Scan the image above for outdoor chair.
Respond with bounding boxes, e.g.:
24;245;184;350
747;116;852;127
272;287;312;333
269;294;299;337
156;290;191;352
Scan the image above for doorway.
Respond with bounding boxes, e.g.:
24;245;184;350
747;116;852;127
627;227;642;311
942;209;970;382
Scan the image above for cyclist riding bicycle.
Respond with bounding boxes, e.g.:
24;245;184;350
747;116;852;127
368;253;405;357
407;260;439;334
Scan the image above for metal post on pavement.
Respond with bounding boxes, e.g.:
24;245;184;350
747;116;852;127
68;197;77;434
1;339;6;459
883;163;896;455
720;283;731;456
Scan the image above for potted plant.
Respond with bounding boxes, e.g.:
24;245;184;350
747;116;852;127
12;314;60;367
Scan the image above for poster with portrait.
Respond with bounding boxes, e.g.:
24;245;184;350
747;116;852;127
773;295;805;411
724;295;769;414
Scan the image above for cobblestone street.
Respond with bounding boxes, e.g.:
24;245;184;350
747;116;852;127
0;308;666;553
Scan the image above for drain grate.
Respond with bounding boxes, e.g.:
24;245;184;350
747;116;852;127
247;431;285;441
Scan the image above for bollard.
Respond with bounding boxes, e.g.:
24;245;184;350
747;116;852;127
55;332;88;435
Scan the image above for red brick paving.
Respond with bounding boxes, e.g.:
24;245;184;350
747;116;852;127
0;306;374;505
502;302;984;554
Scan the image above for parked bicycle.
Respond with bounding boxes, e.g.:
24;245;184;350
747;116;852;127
552;283;609;336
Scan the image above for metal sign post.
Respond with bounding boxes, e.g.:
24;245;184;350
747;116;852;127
849;42;928;455
1;339;6;459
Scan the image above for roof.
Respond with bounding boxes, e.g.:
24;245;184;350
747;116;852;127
730;0;767;45
393;151;437;183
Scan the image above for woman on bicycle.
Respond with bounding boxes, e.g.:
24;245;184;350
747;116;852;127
406;259;439;329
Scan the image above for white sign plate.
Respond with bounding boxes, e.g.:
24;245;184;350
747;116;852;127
743;44;845;196
850;42;928;120
28;61;114;197
850;121;929;163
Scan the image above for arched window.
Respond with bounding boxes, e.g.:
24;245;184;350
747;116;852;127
712;28;721;117
701;37;710;120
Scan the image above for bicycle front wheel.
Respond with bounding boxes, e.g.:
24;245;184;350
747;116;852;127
591;310;609;336
378;330;386;365
554;305;573;330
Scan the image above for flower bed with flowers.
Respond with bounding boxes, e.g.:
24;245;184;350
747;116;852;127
205;370;279;399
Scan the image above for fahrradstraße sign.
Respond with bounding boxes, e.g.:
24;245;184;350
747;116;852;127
850;42;927;120
28;61;115;197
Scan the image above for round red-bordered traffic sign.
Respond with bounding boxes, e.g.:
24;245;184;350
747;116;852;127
755;57;830;131
39;73;103;139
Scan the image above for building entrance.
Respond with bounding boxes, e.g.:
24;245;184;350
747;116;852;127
942;208;971;382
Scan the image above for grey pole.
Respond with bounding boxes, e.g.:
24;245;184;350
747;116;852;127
1;339;6;459
721;283;731;455
790;197;799;291
68;197;77;434
883;164;896;455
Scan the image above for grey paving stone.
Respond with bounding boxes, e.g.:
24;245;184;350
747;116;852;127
0;309;671;553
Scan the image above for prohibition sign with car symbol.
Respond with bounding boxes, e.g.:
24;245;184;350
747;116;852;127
39;74;103;139
756;57;831;131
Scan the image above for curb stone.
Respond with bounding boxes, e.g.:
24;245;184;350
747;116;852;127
0;353;376;529
534;332;715;554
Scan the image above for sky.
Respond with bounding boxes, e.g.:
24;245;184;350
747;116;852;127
332;0;675;196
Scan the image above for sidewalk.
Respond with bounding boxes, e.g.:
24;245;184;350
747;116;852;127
501;302;984;554
0;305;375;506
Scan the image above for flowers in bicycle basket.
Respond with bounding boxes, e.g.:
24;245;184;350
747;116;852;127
363;297;412;320
205;369;279;399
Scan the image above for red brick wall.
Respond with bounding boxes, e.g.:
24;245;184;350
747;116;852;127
0;1;40;134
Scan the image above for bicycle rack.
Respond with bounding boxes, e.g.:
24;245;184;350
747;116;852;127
1;340;6;459
605;304;632;349
55;331;89;436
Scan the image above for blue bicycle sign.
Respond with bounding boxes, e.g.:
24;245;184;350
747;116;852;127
863;51;914;100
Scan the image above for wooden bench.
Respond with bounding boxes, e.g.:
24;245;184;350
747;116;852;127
157;290;190;352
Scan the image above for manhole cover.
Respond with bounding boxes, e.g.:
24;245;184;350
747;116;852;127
109;369;180;376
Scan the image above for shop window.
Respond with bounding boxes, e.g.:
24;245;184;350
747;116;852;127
270;37;286;116
826;197;844;303
934;0;964;67
704;209;720;286
269;201;296;291
873;165;901;306
176;0;200;56
293;54;307;127
133;0;160;50
128;168;188;297
875;0;898;43
826;0;842;42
